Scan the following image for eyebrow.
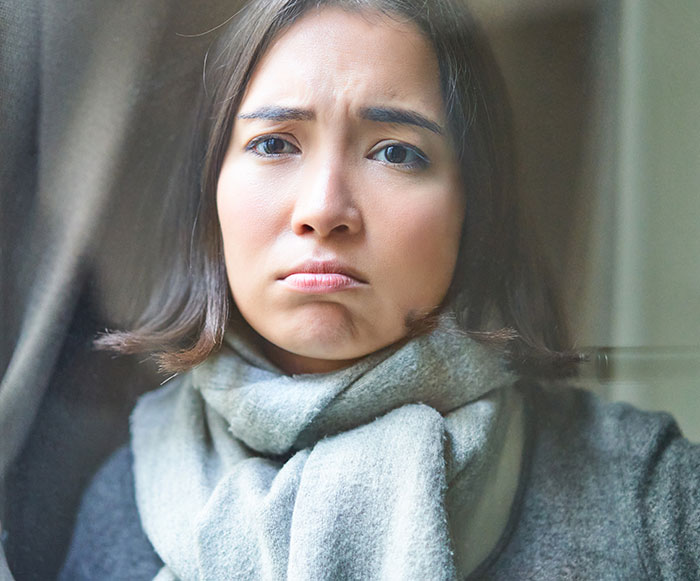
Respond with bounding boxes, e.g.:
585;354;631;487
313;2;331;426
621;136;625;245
237;106;314;122
359;107;444;135
237;105;444;135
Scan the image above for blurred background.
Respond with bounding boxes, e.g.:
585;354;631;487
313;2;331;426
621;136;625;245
1;0;699;579
471;0;700;441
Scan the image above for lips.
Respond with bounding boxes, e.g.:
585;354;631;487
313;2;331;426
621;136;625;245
279;260;368;293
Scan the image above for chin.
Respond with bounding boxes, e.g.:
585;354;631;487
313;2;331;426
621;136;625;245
261;310;370;362
250;303;409;372
259;326;367;375
280;316;362;359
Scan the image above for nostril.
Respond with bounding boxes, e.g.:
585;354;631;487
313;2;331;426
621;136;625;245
298;223;351;235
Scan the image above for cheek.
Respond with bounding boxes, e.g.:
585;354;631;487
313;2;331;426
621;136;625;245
373;187;464;307
216;163;289;300
217;163;286;264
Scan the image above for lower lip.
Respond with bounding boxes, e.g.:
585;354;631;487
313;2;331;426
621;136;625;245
280;273;364;293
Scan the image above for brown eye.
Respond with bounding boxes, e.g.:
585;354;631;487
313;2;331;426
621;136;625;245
261;137;286;154
248;136;299;156
369;142;429;169
385;145;408;163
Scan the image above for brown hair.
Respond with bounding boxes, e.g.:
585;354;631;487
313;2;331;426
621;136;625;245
98;0;583;376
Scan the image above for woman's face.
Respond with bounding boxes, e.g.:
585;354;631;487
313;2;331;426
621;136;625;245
217;7;465;374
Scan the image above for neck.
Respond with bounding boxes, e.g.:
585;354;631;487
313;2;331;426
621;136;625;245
260;339;362;375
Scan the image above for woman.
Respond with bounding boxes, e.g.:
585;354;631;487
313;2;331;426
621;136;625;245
60;0;700;579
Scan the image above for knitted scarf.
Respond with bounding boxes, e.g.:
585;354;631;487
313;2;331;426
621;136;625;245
131;318;523;580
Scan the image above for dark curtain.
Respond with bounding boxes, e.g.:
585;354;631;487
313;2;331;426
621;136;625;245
0;1;238;578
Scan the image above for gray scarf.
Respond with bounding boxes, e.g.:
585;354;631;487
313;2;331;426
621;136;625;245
131;318;522;580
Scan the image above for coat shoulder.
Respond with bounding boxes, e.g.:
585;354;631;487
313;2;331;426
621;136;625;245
59;446;163;581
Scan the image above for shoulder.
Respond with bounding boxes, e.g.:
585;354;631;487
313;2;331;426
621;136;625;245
525;381;699;485
482;382;700;579
59;446;163;581
524;380;689;456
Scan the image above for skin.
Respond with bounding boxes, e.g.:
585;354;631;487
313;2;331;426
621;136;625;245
217;7;465;374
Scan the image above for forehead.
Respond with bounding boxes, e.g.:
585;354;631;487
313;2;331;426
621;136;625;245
239;7;444;118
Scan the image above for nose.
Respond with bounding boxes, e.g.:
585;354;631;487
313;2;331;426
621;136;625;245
290;156;362;237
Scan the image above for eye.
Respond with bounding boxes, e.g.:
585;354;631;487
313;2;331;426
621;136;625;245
369;142;429;169
246;136;300;157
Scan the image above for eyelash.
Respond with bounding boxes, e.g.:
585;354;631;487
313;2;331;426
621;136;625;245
245;135;300;157
244;135;431;171
368;141;430;170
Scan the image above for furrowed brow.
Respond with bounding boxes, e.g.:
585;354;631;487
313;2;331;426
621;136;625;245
237;106;315;122
360;107;444;135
